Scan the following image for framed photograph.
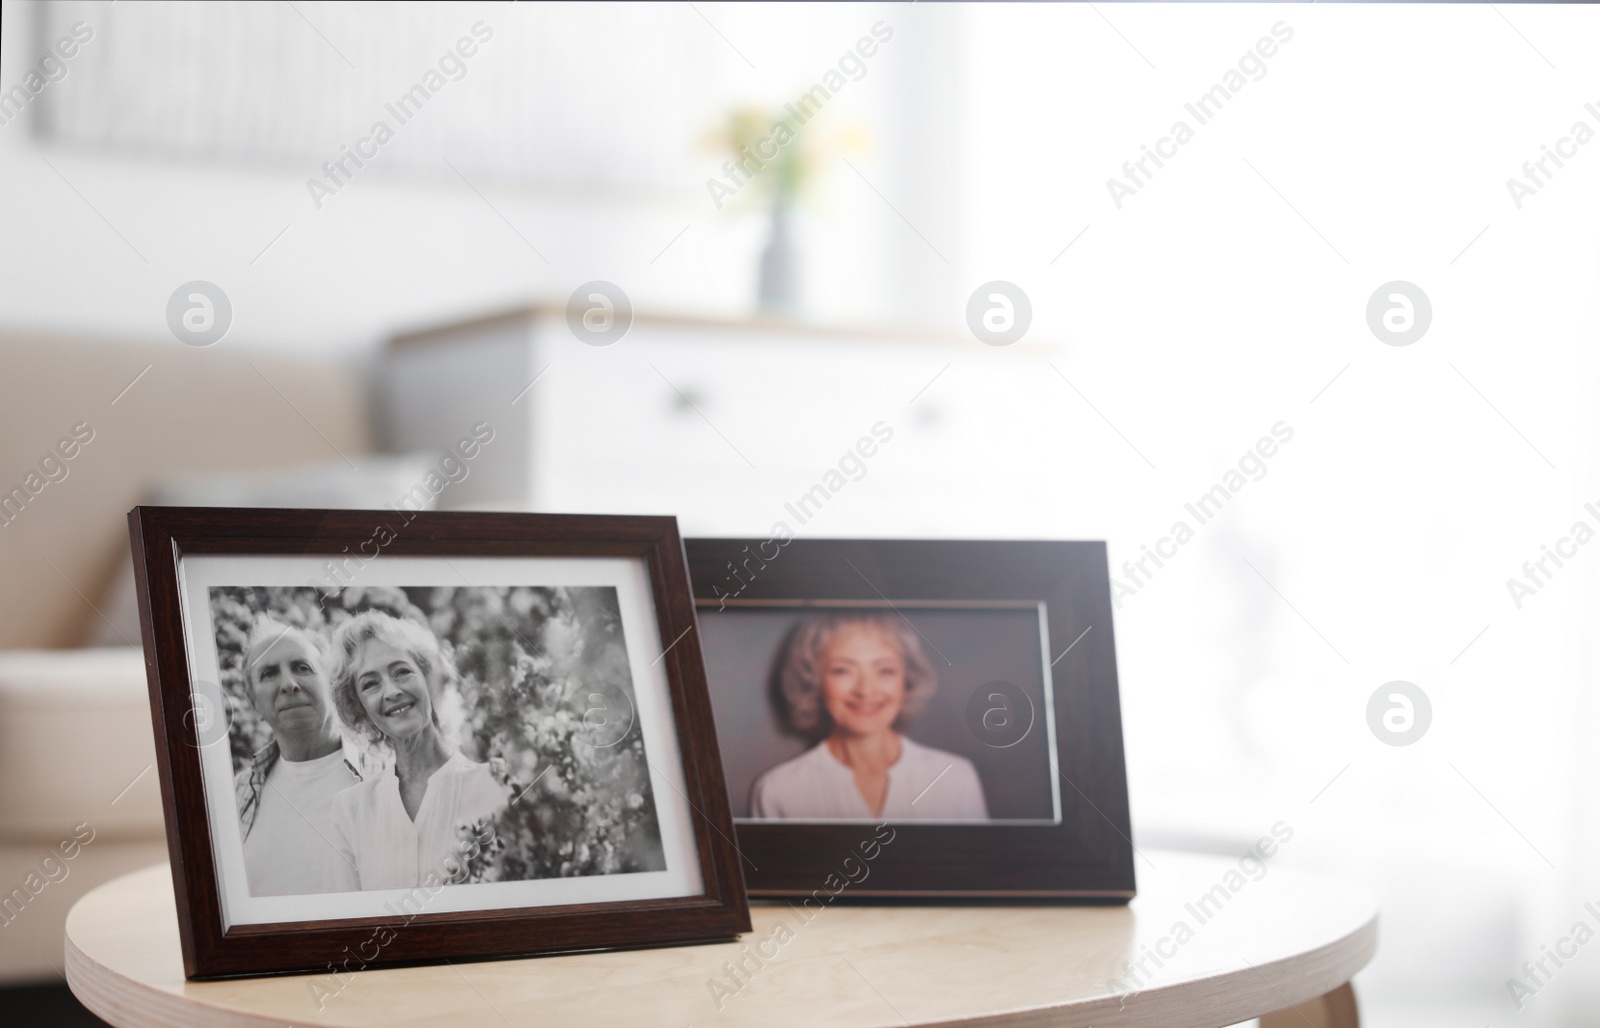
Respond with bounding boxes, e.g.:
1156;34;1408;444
686;538;1136;899
128;507;749;979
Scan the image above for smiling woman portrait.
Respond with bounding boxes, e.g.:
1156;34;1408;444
749;613;989;821
326;610;510;891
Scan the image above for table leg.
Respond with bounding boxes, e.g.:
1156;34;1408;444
1259;982;1358;1028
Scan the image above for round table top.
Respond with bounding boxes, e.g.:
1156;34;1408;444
66;851;1376;1027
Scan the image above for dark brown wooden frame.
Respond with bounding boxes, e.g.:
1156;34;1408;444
128;506;750;979
686;538;1136;900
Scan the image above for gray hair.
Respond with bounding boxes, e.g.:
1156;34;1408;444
242;616;325;690
329;610;462;749
773;613;936;740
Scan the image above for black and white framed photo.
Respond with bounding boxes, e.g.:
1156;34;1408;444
686;538;1136;899
130;507;748;978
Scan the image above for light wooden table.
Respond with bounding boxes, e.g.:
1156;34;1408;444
65;851;1375;1027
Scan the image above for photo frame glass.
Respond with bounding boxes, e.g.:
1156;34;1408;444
176;552;704;930
700;600;1063;825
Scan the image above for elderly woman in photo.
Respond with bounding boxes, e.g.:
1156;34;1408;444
327;610;509;891
750;614;988;821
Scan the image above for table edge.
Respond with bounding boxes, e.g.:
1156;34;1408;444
64;860;1380;1028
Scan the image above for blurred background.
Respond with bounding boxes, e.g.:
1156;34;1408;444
1;1;1598;1024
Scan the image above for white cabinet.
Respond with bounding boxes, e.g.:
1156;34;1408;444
380;307;1069;537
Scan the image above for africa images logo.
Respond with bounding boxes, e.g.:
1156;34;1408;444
306;21;495;210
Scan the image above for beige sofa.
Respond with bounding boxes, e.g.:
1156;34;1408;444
0;329;369;982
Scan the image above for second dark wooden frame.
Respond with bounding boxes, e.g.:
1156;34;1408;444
686;538;1137;900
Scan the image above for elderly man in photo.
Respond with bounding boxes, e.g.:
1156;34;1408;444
233;617;361;896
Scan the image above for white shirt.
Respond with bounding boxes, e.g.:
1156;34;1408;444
749;735;989;821
241;748;361;897
329;753;509;891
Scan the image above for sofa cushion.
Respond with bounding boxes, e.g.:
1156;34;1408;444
0;839;169;983
0;650;163;842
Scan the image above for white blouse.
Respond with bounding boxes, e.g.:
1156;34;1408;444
749;735;989;821
328;753;509;891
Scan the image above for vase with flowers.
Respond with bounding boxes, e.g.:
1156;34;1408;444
707;106;866;319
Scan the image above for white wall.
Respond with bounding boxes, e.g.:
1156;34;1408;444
0;0;925;357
